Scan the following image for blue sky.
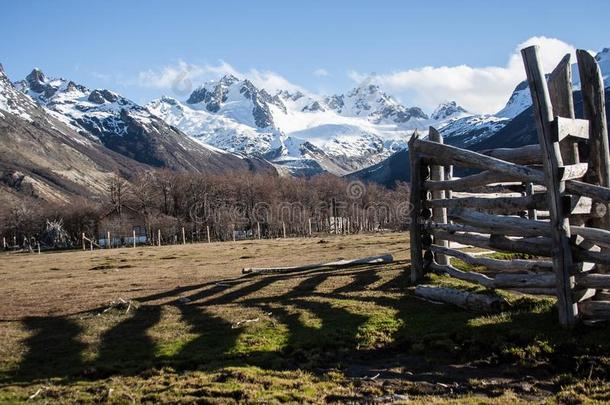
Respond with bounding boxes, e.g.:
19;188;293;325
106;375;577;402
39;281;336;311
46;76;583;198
2;0;609;113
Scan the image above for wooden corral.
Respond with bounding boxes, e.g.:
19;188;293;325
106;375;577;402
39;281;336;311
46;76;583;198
409;45;610;328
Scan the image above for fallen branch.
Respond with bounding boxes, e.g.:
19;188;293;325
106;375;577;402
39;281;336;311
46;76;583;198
232;317;261;329
414;285;509;312
242;254;394;275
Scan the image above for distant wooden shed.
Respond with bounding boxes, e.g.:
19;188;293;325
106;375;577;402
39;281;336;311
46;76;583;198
98;205;148;247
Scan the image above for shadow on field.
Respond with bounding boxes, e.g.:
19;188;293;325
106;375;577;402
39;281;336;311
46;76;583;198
7;261;610;389
17;316;86;380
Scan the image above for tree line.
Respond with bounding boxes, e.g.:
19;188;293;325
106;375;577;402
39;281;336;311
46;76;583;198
0;170;410;249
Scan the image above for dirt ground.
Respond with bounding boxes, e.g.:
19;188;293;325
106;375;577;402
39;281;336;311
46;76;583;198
0;233;408;320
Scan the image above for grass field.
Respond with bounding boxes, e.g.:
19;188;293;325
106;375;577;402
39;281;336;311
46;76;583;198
0;232;609;403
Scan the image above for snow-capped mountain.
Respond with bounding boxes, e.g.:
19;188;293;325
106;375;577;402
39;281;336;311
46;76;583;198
431;101;469;122
148;77;462;176
323;84;429;125
14;68;275;175
0;64;146;201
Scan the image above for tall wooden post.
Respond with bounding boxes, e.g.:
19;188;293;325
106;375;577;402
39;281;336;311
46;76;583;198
232;225;236;242
549;54;579;165
207;225;211;243
2;237;6;249
282;222;286;238
82;233;86;251
182;227;186;245
428;127;449;265
522;45;577;327
577;49;610;275
133;230;137;248
257;222;261;239
409;131;425;283
158;229;161;247
107;231;111;249
308;218;312;236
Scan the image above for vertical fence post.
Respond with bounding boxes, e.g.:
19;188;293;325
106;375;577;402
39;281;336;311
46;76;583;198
82;233;86;251
549;54;579;165
308;218;312;237
282;221;286;239
133;230;136;248
428;127;449;265
158;229;161;247
522;45;577;327
525;183;538;220
257;222;261;239
578;49;610;275
207;226;211;243
107;231;111;249
182;227;186;245
409;131;425;283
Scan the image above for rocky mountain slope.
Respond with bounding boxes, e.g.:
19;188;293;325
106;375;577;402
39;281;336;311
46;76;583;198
0;66;276;203
15;69;273;174
0;64;145;202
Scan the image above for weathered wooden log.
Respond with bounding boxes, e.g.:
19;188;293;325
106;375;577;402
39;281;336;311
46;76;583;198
409;132;425;283
429;262;555;288
575;273;610;289
570;226;610;248
524;46;579;327
412;138;546;183
425;170;521;192
242;254;394;275
449;208;552;238
414;284;508;312
452;208;610;252
425;194;546;213
578;49;610;276
578;49;610;218
424;222;483;234
479;144;542;165
432;230;494;251
489;234;553;257
578;300;610;319
430;244;552;273
549;55;579;164
565;180;610;201
508;287;556;296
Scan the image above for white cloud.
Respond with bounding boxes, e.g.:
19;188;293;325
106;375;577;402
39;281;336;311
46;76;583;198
313;68;330;77
348;36;577;114
133;60;304;97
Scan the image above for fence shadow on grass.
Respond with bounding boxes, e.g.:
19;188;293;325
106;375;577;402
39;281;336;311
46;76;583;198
16;316;86;381
8;262;609;387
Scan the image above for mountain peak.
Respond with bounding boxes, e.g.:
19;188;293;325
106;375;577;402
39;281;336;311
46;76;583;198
25;68;48;93
220;74;240;86
431;101;468;121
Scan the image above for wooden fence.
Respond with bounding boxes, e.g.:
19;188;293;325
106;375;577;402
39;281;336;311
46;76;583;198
409;45;610;328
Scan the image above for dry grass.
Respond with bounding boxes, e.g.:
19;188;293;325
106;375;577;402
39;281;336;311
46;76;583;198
0;233;408;319
0;232;609;403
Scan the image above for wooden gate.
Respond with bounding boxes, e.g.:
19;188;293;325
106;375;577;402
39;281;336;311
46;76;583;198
409;45;610;328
